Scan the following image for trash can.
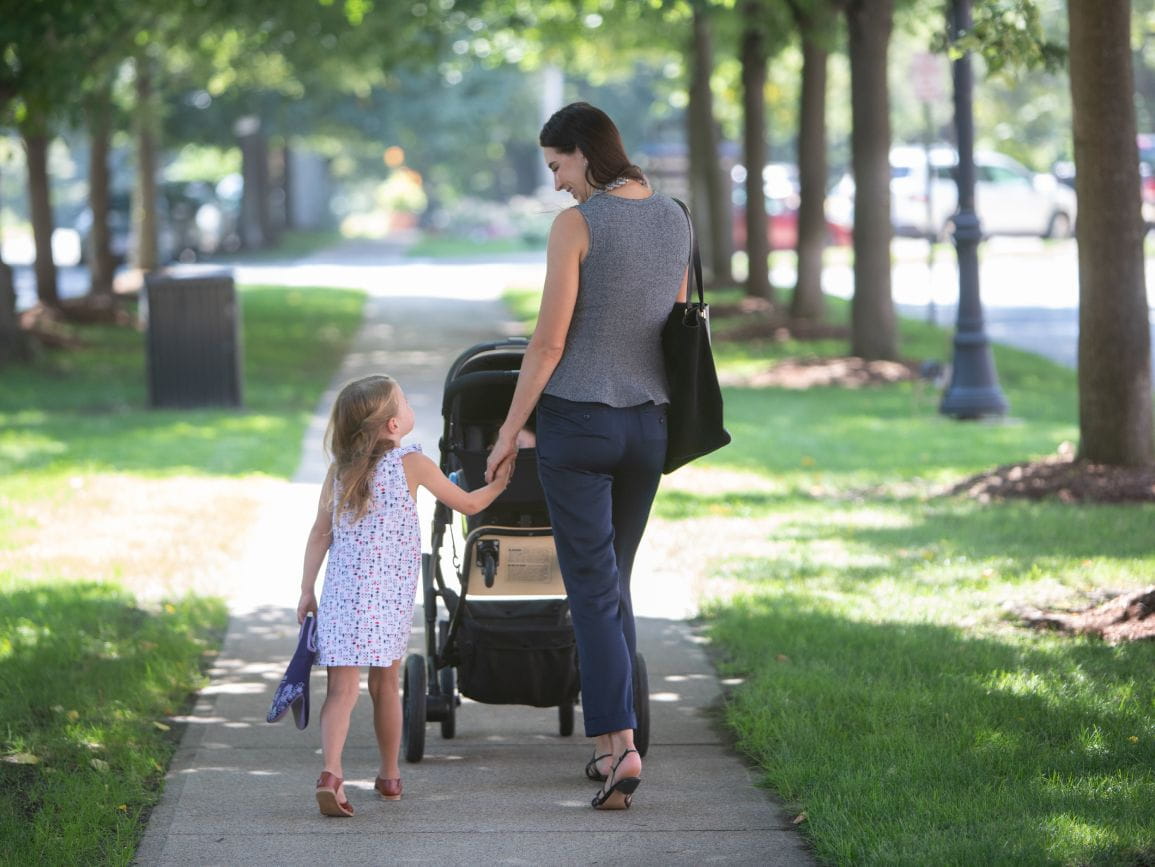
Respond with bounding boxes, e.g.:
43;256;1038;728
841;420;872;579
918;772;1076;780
143;270;243;408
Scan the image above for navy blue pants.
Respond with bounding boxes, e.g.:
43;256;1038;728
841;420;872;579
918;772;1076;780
535;393;667;736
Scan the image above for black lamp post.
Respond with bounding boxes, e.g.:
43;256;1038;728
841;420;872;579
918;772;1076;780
939;0;1009;419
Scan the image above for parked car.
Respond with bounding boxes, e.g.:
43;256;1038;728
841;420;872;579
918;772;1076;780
74;181;240;265
827;146;1078;241
74;191;134;264
732;162;852;250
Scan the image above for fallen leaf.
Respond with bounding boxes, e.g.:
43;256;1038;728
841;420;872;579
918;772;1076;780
3;752;39;765
90;758;109;772
1129;736;1140;744
793;811;808;824
153;721;171;732
66;710;79;722
117;804;128;813
775;654;791;663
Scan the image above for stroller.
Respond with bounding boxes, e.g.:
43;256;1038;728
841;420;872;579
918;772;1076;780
401;338;651;762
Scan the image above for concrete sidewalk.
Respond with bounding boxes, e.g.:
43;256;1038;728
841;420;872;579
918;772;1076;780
137;245;813;865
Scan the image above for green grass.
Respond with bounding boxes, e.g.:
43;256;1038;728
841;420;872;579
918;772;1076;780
0;585;227;865
506;283;1155;862
692;293;1155;864
0;285;366;862
1;286;365;480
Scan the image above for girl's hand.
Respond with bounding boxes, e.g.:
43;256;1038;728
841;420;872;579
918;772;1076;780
297;590;317;624
494;454;515;489
485;429;517;483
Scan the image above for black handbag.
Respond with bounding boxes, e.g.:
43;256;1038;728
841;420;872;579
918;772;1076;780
662;200;731;474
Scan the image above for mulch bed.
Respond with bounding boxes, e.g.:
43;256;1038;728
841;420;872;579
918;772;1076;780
732;356;922;389
1019;587;1155;643
18;297;136;350
709;299;924;388
950;450;1155;504
710;296;851;344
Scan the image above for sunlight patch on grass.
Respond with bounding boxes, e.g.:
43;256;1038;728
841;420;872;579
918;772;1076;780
0;473;288;604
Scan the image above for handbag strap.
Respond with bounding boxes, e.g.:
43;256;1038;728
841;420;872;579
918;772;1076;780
671;197;705;308
303;611;317;653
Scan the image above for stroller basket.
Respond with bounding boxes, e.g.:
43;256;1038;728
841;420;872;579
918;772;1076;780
454;598;580;708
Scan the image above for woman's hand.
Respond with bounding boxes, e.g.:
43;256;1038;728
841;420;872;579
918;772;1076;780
297;590;317;625
485;428;518;484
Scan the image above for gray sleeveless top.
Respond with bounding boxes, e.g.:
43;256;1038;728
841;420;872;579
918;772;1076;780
543;192;691;407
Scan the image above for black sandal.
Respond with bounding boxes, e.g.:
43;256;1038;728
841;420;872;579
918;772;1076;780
591;748;641;810
584;752;612;782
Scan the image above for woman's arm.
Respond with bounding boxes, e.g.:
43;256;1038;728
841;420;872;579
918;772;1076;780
485;207;586;481
298;468;334;623
404;452;512;516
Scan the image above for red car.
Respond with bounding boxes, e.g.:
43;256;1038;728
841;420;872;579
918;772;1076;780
732;162;852;250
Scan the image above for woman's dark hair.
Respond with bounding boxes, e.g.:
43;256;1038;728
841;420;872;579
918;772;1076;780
539;101;646;189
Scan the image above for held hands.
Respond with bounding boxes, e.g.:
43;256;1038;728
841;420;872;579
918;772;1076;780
297;590;317;625
492;453;515;490
485;428;518;484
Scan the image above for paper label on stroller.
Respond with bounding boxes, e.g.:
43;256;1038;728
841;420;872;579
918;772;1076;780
465;532;565;596
506;544;554;584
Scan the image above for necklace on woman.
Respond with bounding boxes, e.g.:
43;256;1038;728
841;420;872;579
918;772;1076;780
594;176;647;195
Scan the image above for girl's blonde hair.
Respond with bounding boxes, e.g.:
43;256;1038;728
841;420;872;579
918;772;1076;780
325;374;402;521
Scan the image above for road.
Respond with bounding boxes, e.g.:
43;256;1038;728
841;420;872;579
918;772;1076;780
14;236;1155;377
774;236;1155;376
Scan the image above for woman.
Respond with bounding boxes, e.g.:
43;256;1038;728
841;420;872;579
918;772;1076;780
485;101;690;811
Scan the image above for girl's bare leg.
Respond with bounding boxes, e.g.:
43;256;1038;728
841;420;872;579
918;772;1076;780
368;662;402;779
319;666;361;802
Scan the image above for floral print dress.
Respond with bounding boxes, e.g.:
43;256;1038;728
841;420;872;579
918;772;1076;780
315;444;422;668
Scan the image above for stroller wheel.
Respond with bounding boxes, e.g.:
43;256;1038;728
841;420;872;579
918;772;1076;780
402;654;427;763
439;665;457;740
633;652;650;758
558;701;574;737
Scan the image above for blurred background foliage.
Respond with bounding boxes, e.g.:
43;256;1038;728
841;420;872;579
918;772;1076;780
1;0;1151;258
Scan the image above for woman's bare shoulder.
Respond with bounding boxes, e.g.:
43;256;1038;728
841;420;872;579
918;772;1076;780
551;206;586;229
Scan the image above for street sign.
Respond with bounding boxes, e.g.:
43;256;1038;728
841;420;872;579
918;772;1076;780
911;52;945;103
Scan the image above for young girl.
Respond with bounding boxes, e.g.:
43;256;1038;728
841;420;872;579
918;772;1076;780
297;374;512;817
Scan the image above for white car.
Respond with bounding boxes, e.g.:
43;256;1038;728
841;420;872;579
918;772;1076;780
828;146;1078;241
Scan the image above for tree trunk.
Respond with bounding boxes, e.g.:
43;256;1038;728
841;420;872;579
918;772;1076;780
0;151;26;362
281;143;295;230
134;54;159;271
688;3;733;286
846;0;897;360
791;20;829;320
741;6;773;302
0;249;26;362
266;141;285;245
0;261;26;364
1069;0;1154;465
22;126;59;308
239;126;270;250
87;84;115;296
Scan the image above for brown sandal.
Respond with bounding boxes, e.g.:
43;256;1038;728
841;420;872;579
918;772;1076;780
316;771;354;817
375;776;402;801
